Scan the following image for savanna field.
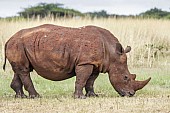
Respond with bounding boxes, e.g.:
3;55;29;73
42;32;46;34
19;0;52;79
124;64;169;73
0;17;170;113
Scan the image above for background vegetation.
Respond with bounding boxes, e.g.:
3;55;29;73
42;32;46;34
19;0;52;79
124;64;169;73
0;2;170;113
139;7;170;19
1;3;170;19
18;3;83;18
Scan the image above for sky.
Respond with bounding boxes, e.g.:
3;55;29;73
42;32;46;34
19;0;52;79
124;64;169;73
0;0;170;17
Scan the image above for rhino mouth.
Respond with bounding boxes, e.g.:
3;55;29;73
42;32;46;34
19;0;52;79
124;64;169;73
118;90;135;97
118;92;125;97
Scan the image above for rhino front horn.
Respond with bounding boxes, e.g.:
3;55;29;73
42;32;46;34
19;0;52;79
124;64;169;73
133;77;151;91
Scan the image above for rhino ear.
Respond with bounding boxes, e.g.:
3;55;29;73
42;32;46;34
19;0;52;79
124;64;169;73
116;43;124;55
124;46;131;53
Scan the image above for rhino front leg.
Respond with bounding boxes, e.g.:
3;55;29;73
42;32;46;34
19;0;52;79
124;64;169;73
19;73;40;98
10;73;27;98
74;65;93;99
85;72;99;97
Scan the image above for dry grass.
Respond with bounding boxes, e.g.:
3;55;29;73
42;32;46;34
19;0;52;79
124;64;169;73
0;18;170;113
1;96;170;113
0;17;170;67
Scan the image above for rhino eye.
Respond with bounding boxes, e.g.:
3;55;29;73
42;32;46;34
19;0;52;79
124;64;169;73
124;76;128;80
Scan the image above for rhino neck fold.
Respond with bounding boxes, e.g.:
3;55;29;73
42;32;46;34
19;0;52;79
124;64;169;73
99;40;111;73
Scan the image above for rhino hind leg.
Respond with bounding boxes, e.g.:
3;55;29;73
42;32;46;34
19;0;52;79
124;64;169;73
10;73;27;98
19;73;40;98
74;65;93;99
11;62;40;98
85;72;99;97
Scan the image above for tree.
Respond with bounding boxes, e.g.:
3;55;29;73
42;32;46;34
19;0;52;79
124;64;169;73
86;10;109;18
139;7;170;19
18;3;84;18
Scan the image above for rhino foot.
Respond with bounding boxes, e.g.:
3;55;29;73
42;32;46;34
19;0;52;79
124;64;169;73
29;93;41;99
85;91;98;97
15;94;27;98
74;93;86;99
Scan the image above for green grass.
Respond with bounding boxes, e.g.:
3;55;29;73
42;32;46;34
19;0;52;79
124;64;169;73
1;67;170;98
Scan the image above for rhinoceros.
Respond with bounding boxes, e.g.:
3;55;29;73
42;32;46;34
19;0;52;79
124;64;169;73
3;24;151;98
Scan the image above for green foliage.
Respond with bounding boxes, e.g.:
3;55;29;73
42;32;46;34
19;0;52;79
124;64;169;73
18;3;84;18
86;7;170;19
86;10;109;18
139;7;170;19
3;3;170;20
0;16;25;22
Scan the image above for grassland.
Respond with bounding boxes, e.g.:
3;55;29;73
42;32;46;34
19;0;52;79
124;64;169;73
0;18;170;113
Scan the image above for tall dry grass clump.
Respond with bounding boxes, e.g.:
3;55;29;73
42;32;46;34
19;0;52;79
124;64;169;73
0;17;169;68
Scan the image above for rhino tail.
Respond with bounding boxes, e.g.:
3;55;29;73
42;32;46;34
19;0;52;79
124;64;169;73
3;42;7;71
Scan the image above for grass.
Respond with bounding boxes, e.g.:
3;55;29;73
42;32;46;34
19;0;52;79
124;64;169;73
0;96;170;113
0;17;170;112
0;17;170;68
0;68;170;113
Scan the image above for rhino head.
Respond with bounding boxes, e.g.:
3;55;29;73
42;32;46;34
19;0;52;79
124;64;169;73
108;43;151;97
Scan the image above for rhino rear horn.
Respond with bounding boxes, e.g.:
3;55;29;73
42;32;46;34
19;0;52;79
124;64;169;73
133;77;151;91
131;74;136;80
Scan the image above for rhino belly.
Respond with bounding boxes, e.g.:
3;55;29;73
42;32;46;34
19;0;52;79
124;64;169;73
33;66;75;81
24;44;75;81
